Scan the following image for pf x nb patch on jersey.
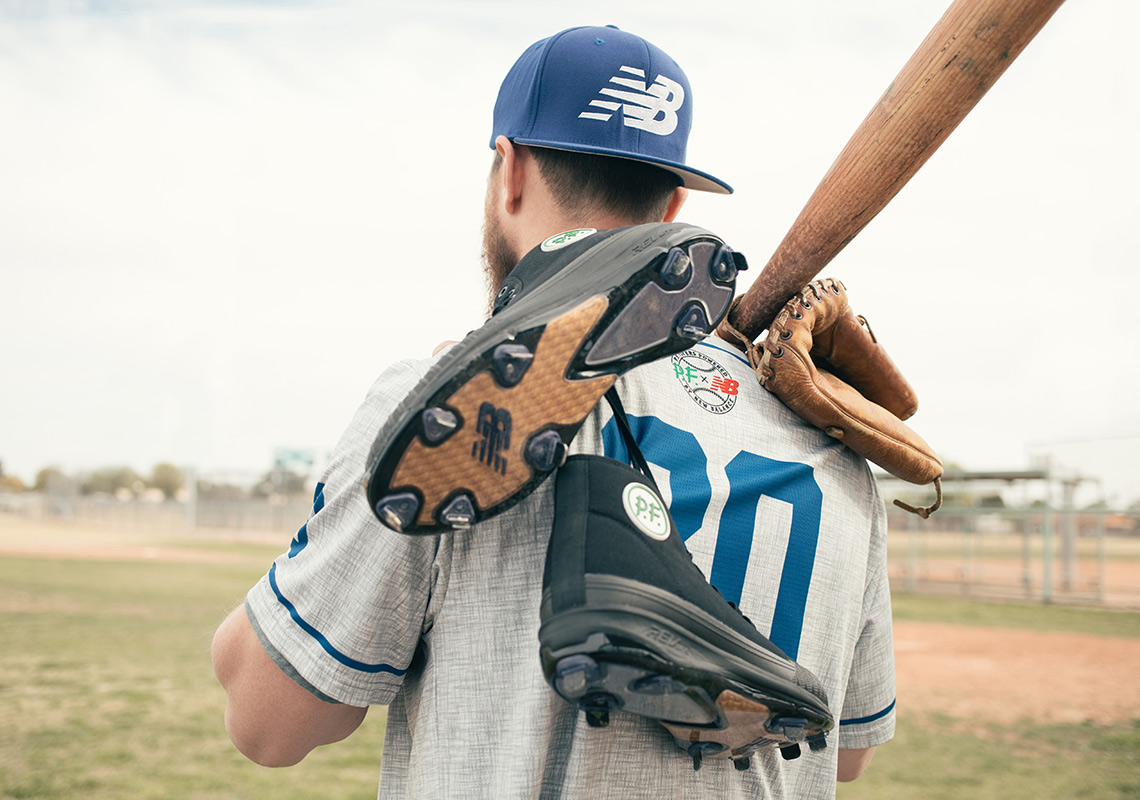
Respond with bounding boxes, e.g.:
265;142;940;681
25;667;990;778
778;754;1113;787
671;349;739;415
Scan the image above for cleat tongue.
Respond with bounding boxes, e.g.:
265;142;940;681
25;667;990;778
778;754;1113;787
674;304;710;339
439;494;476;528
491;343;534;386
374;493;419;532
421;408;459;443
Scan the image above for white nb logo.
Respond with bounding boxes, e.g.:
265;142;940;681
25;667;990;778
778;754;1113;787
579;66;685;136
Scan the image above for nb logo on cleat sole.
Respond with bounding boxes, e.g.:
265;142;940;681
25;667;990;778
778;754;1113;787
642;625;691;657
471;402;511;475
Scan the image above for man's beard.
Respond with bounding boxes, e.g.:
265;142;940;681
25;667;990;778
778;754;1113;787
480;201;519;316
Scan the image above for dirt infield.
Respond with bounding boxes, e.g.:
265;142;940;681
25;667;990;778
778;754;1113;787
893;620;1140;726
2;514;1137;726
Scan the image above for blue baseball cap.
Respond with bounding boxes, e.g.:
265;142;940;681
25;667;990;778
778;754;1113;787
491;26;732;195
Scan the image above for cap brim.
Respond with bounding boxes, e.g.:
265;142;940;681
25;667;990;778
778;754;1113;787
511;138;733;195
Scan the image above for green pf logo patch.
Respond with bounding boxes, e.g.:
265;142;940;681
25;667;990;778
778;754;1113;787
540;228;597;252
622;482;670;541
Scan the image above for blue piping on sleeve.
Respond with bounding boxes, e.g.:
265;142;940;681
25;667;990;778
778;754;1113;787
840;699;896;726
267;563;407;676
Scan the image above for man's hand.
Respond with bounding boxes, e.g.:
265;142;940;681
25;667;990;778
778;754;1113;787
211;605;367;767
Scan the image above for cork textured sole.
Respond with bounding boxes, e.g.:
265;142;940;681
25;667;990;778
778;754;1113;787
365;223;741;534
391;297;615;528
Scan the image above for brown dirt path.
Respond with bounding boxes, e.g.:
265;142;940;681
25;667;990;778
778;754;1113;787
893;619;1140;725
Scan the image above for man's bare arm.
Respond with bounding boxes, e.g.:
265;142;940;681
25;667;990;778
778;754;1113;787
836;746;876;782
211;605;367;767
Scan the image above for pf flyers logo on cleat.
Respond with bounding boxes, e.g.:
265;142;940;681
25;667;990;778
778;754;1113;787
471;402;511;475
622;482;670;540
541;228;597;252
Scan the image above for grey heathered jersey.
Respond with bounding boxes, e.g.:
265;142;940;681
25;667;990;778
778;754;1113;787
245;336;895;799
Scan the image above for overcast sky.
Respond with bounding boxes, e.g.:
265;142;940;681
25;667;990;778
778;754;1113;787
2;0;1137;503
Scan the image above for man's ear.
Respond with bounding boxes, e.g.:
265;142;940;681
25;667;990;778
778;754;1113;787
494;135;526;215
662;186;689;222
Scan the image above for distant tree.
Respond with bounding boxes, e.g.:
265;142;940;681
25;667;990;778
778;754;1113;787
252;468;308;498
0;474;24;493
81;466;143;496
34;466;67;493
149;463;185;499
196;480;248;502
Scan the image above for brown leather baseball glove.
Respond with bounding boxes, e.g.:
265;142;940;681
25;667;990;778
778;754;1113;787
722;278;942;517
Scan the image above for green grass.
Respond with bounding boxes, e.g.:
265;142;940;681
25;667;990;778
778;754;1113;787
838;715;1140;800
0;552;385;799
3;548;1139;799
892;593;1140;638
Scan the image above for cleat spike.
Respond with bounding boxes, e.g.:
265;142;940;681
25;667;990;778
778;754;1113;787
421;408;459;443
674;304;710;340
631;675;678;695
526;430;568;472
373;493;419;532
584;709;609;728
733;757;751;771
579;690;617;727
554;655;600;698
491;343;534;386
659;247;693;287
687;742;723;771
439;494;476;528
710;245;739;283
779;743;801;761
807;733;828;752
768;716;808;742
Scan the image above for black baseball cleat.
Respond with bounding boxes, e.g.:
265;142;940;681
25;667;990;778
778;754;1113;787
538;455;834;769
365;222;744;534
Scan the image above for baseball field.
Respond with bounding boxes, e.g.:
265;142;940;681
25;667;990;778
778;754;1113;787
1;517;1137;799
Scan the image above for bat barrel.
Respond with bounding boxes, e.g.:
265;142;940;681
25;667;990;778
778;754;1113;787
725;0;1066;342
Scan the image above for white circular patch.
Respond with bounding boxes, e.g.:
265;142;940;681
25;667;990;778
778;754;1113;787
670;350;738;415
621;482;670;541
540;228;597;252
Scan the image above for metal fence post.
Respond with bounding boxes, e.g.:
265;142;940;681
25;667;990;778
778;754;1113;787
1041;505;1053;604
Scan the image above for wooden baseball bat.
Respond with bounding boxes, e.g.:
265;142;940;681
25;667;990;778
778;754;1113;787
723;0;1066;342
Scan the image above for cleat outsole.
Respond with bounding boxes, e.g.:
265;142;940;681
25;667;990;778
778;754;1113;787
365;223;738;534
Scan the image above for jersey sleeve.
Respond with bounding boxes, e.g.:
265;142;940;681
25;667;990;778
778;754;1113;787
837;486;897;749
244;358;443;708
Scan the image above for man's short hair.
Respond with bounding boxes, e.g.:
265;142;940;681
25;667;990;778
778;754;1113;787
529;146;680;223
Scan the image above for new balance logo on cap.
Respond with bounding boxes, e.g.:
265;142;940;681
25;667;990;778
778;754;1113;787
491;26;732;193
579;66;685;136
